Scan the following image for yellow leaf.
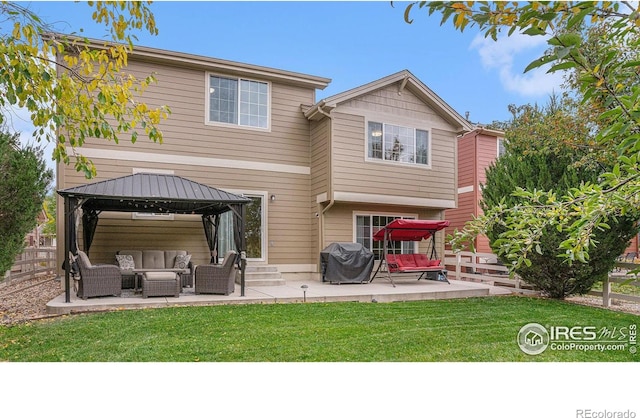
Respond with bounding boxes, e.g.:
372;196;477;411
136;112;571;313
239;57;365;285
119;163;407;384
12;22;21;39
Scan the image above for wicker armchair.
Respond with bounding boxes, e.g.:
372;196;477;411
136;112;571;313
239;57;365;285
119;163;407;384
195;250;237;295
76;251;122;300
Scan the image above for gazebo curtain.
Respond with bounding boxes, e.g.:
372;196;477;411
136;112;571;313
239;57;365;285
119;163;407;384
202;214;221;263
82;209;100;255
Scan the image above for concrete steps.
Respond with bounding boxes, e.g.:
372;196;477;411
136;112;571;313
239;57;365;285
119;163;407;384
236;265;285;286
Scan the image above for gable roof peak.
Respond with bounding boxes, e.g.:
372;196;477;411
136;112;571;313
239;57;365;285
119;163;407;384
305;70;473;133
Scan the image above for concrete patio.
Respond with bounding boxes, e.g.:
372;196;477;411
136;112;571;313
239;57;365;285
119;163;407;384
46;276;513;315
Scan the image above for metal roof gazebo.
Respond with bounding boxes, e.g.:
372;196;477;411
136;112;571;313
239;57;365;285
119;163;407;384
57;173;252;302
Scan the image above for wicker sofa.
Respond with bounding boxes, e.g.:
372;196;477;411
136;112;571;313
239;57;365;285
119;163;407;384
116;250;194;289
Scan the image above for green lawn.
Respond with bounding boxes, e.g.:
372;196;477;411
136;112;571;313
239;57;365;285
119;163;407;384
1;296;638;361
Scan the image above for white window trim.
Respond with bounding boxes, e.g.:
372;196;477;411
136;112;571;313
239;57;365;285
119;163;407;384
352;211;419;254
364;119;432;169
131;168;175;220
204;72;271;132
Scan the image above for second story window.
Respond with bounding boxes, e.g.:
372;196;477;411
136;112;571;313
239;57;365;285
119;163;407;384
208;75;269;129
497;137;506;157
367;121;429;166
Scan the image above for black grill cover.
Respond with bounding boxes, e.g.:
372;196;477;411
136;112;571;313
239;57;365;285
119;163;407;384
320;242;374;284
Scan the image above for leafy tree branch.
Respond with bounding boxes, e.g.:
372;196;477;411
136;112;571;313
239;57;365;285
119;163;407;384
0;1;170;178
405;1;640;270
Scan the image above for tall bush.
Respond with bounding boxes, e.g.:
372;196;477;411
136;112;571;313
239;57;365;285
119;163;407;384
0;131;53;277
482;103;638;299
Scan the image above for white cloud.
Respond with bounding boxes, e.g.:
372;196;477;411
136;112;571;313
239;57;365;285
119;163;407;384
470;32;565;98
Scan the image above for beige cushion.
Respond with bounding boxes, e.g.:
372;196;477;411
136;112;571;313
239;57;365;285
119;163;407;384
116;250;191;271
142;250;166;269
144;271;178;281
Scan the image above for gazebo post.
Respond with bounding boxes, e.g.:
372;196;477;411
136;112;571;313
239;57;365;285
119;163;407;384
63;196;81;303
240;204;246;297
63;196;71;303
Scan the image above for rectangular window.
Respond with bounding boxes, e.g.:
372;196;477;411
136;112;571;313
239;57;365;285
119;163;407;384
356;214;415;260
208;75;268;128
497;137;506;157
368;122;383;159
368;122;429;166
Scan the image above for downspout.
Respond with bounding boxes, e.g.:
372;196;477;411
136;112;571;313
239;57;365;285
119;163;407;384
317;102;335;252
473;130;480;259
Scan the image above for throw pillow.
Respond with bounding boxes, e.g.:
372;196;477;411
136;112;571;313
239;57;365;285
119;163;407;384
174;254;192;270
116;254;135;270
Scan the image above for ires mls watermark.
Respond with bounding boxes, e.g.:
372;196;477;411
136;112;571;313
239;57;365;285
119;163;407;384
576;410;636;418
517;323;637;355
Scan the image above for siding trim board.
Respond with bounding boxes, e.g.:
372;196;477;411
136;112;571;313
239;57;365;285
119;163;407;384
333;191;455;209
69;147;311;175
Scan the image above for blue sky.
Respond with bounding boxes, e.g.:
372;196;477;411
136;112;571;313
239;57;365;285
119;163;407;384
13;0;566;173
30;0;562;124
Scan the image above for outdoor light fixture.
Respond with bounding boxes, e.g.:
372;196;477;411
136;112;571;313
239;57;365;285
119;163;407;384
270;194;276;202
301;284;308;302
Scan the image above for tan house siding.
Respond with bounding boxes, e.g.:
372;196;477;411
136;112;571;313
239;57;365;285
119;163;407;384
81;215;210;267
310;118;331;199
56;52;468;279
339;84;454;126
76;60;315;170
329;87;458;203
310;117;331;256
57;55;320;270
322;203;447;257
59;156;315;267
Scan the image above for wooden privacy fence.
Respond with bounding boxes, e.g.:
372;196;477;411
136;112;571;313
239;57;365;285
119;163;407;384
444;250;640;306
4;247;57;283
